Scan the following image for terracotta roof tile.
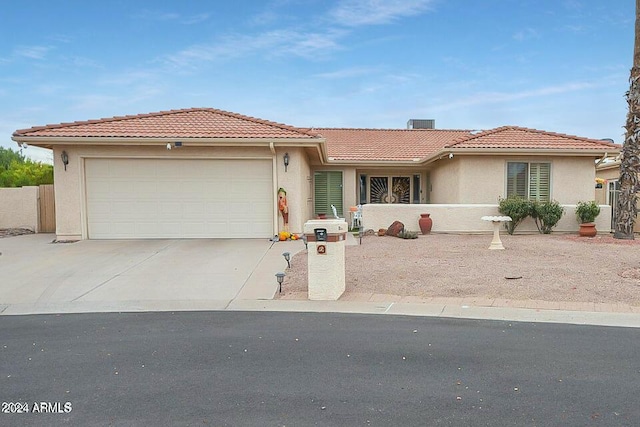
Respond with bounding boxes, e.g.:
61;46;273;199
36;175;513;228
13;108;320;139
315;128;472;161
446;126;620;151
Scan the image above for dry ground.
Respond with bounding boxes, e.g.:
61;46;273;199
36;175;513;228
278;233;640;307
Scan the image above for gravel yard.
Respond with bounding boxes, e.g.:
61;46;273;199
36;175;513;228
278;233;640;306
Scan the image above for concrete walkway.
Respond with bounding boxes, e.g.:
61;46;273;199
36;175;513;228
1;233;640;328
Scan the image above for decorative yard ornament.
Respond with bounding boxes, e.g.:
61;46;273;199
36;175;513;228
615;0;640;240
278;187;289;231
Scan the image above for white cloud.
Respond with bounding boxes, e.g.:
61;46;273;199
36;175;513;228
163;28;345;69
432;81;597;112
136;10;209;25
328;0;435;27
313;66;379;79
14;45;53;60
181;13;210;25
513;28;540;41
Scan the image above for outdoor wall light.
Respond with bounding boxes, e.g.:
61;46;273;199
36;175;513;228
61;151;69;171
275;272;286;293
283;152;290;172
282;252;291;268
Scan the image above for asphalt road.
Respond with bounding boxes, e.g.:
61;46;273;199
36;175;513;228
1;311;639;426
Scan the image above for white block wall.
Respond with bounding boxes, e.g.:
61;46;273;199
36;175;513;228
362;204;612;234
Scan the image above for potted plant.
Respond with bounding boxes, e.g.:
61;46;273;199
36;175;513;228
575;200;601;237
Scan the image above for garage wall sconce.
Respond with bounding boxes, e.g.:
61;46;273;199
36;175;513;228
283;152;290;172
275;272;286;293
61;151;69;171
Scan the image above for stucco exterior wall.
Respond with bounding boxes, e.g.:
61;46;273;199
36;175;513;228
0;186;39;232
429;158;459;203
52;145;311;240
433;155;598;205
457;157;507;203
274;147;312;235
362;203;611;234
551;157;597;203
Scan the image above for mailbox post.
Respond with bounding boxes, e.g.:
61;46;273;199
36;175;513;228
303;219;348;300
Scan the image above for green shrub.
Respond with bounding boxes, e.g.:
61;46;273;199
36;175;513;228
498;196;531;235
530;200;564;234
575;200;600;223
397;230;418;239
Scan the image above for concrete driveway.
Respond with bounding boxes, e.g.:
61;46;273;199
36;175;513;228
0;234;299;314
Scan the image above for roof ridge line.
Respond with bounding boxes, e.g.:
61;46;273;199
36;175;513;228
13;107;322;138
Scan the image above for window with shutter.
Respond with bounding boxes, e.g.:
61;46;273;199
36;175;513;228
529;163;550;201
314;171;343;216
506;162;551;201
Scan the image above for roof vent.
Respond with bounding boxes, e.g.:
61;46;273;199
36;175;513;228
407;119;435;129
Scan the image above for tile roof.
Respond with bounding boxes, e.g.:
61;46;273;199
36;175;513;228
446;126;620;151
314;128;472;161
12;108;321;139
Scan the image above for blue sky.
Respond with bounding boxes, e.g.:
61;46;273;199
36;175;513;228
0;0;634;162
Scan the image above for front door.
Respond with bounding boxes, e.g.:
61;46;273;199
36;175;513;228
369;176;411;204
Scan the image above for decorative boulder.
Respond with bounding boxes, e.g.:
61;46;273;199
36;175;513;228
386;221;405;237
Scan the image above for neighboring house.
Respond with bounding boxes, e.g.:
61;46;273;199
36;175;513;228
595;160;640;233
12;107;620;240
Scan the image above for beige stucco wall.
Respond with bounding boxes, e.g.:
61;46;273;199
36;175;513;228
362;203;611;234
52;144;312;240
0;186;39;232
274;147;311;235
429;158;460;203
431;155;598;205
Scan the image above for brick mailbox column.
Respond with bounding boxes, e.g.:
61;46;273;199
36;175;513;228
303;219;348;300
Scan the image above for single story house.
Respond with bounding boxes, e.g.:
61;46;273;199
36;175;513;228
12;107;620;240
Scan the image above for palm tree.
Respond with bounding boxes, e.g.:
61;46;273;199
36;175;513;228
614;0;640;240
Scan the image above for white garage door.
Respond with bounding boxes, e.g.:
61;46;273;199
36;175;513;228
85;158;273;239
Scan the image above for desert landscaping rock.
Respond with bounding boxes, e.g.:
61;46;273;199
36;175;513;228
278;233;640;307
386;221;405;237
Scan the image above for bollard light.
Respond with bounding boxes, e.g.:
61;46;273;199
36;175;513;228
301;234;308;250
282;252;291;268
358;228;364;245
275;272;285;293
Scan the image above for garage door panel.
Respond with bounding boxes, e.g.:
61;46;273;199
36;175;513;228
86;158;273;239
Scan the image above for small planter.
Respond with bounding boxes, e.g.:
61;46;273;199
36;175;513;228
578;222;597;237
378;228;386;236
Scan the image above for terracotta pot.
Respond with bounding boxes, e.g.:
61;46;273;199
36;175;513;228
378;228;386;236
419;213;433;234
578;222;597;237
316;213;327;219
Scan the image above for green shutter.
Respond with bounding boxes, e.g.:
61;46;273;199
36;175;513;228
314;171;343;216
529;163;550;202
314;172;328;215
